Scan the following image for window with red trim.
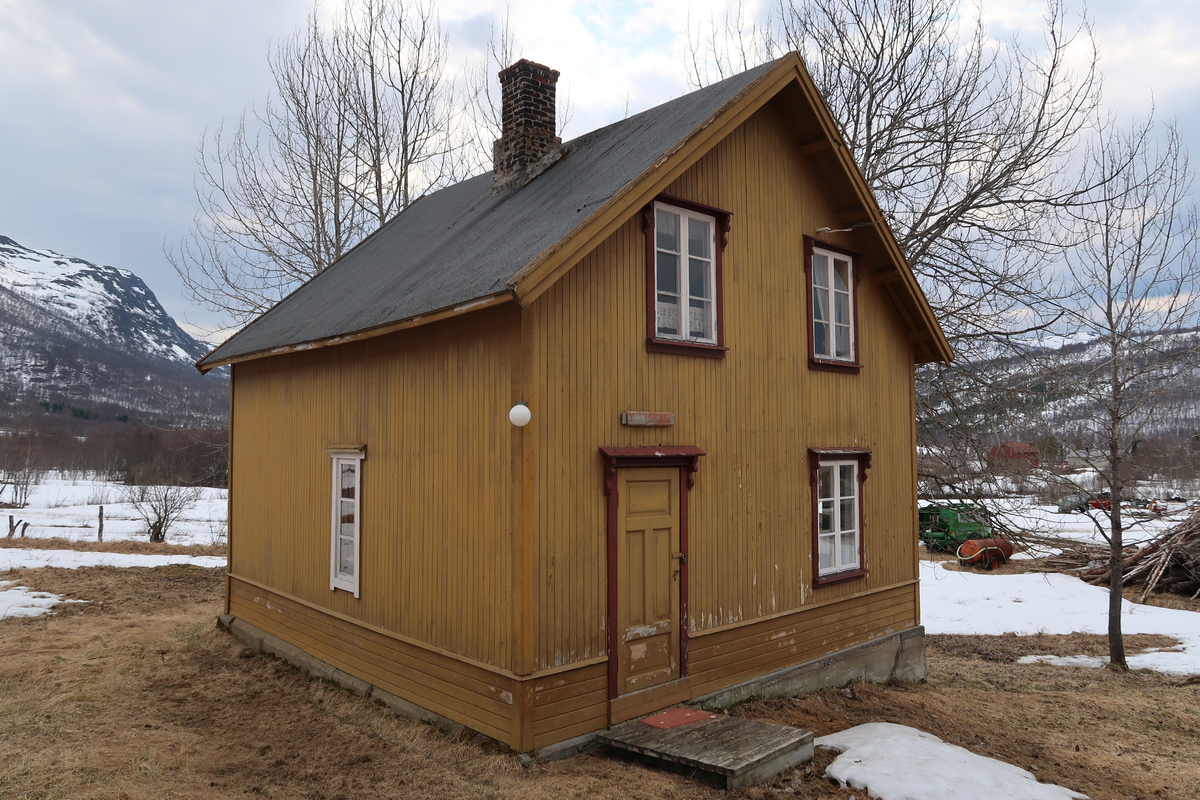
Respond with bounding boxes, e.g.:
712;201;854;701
645;196;729;358
805;237;861;373
810;448;870;585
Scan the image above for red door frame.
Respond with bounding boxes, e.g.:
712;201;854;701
600;445;704;701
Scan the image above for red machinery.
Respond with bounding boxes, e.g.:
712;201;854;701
956;538;1015;570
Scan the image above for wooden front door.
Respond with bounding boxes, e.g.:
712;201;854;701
615;467;681;695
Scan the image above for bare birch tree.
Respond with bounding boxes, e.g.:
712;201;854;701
688;0;1099;347
686;0;1104;507
168;0;463;330
1048;116;1199;669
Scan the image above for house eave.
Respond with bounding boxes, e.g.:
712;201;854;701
195;290;515;373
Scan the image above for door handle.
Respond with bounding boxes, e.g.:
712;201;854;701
672;552;687;565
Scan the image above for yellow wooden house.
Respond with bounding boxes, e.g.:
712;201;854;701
198;54;951;756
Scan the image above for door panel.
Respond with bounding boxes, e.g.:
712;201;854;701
616;467;681;695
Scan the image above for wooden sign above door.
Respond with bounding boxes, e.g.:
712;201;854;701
621;411;674;426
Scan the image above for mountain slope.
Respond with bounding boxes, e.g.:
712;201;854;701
0;235;225;426
0;235;208;364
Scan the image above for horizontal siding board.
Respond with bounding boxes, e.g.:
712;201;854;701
533;674;608;708
689;604;915;677
533;689;608;722
230;582;513;703
230;583;513;741
533;715;609;750
690;588;913;659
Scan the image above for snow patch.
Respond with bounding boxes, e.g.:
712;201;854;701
0;549;226;571
816;723;1088;800
0;580;87;619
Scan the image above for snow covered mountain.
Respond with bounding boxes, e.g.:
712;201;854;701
0;235;225;425
0;235;208;364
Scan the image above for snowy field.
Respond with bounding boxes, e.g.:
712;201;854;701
3;475;226;546
920;559;1200;674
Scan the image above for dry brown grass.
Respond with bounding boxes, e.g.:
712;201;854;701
0;565;1197;799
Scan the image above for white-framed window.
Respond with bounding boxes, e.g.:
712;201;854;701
811;246;855;361
654;202;717;344
816;459;860;576
329;449;364;597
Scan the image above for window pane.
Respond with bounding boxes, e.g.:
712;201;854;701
834;258;850;291
688;298;711;340
340;462;355;499
814;321;829;357
840;497;856;532
836;325;850;359
840;532;857;567
688;218;710;259
340;498;355;525
656;252;678;293
818;465;833;500
812;253;828;288
840;464;856;497
656;295;679;336
689;258;710;299
656;210;678;252
819;534;835;571
835;292;849;325
819;500;834;534
813;286;828;323
339;537;355;576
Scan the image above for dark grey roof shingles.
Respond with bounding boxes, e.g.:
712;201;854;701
200;61;777;367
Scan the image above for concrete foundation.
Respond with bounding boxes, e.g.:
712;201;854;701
690;626;926;712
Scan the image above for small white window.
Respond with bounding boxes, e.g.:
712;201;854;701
816;460;859;576
811;247;855;361
654;202;717;344
329;450;364;596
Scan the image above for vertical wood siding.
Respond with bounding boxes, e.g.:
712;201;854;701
230;304;518;670
525;98;920;672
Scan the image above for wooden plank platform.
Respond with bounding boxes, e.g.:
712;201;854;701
595;711;814;789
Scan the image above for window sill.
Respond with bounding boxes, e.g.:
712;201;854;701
809;358;862;374
814;567;868;587
647;338;728;359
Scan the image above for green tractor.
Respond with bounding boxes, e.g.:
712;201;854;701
918;503;994;551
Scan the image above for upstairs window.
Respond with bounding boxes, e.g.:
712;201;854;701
645;197;730;358
329;448;365;597
806;238;861;372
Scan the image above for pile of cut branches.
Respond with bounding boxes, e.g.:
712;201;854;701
1068;509;1200;599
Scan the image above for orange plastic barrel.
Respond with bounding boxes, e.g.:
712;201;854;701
956;538;1015;570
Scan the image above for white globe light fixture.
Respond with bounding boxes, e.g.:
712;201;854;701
509;402;532;427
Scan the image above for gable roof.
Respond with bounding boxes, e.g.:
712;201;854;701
198;54;951;372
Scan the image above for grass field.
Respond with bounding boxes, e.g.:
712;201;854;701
0;561;1197;799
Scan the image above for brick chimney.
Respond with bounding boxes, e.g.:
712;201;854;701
493;59;565;193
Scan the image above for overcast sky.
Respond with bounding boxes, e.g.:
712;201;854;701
1;0;1197;341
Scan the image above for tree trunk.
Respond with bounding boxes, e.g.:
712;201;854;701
1107;452;1128;670
98;505;104;543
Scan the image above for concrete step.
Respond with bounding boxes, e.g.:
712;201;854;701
595;708;814;789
